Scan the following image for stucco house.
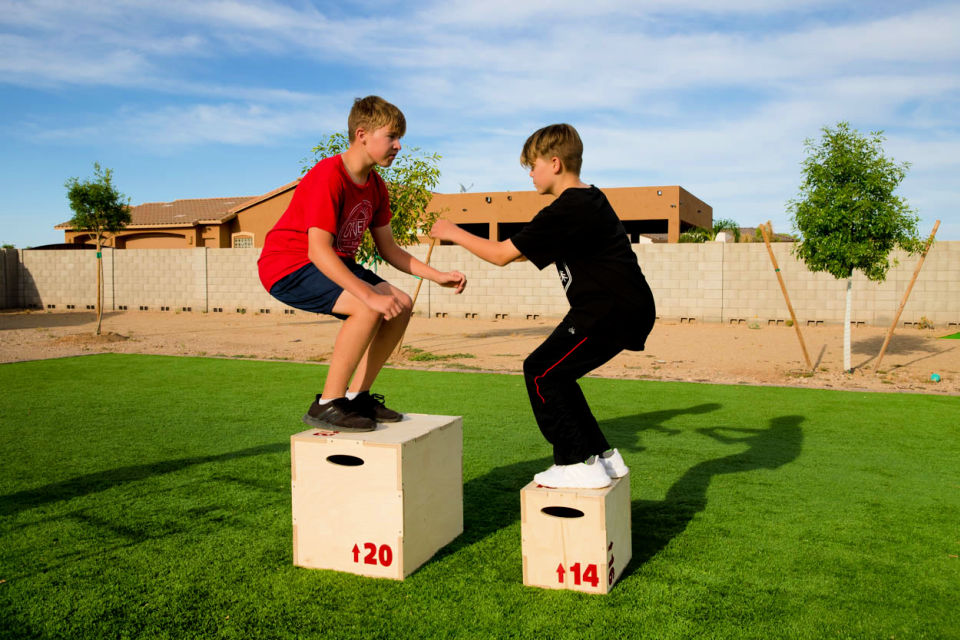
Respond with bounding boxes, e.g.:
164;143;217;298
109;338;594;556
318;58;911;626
57;181;711;248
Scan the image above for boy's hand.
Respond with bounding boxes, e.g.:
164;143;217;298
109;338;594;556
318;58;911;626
367;290;407;320
436;270;467;294
429;218;458;241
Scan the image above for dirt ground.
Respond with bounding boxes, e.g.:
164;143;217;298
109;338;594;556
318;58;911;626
1;309;957;395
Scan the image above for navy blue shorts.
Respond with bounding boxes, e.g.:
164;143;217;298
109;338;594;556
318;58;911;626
269;259;385;319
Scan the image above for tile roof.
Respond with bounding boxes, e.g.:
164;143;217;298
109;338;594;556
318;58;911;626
228;179;300;214
57;196;256;229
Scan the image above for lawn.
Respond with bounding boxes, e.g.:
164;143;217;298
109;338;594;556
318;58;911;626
1;354;958;639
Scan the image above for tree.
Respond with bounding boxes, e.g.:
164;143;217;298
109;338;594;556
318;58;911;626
788;122;922;372
679;217;742;243
304;132;443;266
65;163;131;335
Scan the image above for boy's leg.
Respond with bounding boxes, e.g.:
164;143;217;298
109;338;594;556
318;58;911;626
523;319;623;465
348;282;412;393
322;284;388;400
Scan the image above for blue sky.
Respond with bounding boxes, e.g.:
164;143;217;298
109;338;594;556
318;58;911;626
2;0;958;248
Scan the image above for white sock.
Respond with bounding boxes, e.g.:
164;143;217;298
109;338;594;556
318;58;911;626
345;391;361;400
318;396;336;405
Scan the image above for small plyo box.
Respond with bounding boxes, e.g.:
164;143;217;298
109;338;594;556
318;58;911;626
520;475;631;594
291;413;463;580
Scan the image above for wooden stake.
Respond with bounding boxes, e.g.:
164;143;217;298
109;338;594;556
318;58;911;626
875;220;940;372
760;221;813;370
395;237;438;355
409;237;438;310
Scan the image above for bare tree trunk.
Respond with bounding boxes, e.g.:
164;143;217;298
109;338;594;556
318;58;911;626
96;238;103;336
843;276;852;372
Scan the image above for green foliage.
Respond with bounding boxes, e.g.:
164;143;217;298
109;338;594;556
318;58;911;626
404;346;476;362
712;217;741;242
305;132;443;266
679;218;742;243
64;163;130;334
64;163;131;248
788;122;922;281
678;227;712;243
1;243;14;249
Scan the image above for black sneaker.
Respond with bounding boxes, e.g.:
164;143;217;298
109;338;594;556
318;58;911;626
302;396;376;431
349;391;403;423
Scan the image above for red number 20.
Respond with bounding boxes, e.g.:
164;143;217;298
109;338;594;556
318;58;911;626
354;542;393;567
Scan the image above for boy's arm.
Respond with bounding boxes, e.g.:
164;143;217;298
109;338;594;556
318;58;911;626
429;219;523;266
370;225;466;293
306;227;407;319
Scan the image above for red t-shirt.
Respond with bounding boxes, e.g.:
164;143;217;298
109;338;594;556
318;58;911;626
258;155;392;291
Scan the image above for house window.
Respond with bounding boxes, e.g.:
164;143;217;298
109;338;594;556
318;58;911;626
232;233;254;249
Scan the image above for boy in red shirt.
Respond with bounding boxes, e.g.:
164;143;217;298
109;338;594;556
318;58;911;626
259;96;466;431
430;124;656;489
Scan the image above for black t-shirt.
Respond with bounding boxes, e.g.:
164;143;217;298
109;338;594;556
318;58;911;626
510;186;656;350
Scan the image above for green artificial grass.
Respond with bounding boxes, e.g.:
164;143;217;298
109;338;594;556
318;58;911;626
940;332;960;339
1;354;958;639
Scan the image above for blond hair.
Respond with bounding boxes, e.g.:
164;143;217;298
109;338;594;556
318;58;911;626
348;96;406;142
520;123;583;175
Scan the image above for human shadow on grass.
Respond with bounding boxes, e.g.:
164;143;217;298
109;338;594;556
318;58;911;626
603;403;723;453
434;403;727;561
619;414;804;579
0;441;288;517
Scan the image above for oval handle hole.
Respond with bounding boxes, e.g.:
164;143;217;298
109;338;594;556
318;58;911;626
326;454;365;467
541;506;584;518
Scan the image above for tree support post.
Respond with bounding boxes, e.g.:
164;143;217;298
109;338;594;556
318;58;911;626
395;237;438;355
875;220;940;372
760;221;813;371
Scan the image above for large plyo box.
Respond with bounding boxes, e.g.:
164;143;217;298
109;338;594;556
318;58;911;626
520;476;631;594
291;414;463;580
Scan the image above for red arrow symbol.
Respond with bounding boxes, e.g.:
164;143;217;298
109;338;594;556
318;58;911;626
556;563;566;583
352;544;360;563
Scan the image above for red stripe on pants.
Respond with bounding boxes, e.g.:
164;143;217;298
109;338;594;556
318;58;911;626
533;336;589;403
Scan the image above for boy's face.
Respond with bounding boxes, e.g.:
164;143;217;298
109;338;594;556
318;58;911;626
528;156;559;195
360;125;403;167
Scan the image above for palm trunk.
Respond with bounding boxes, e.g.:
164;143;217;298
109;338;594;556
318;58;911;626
96;238;103;336
843;276;852;372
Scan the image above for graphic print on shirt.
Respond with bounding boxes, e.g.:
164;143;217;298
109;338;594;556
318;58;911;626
557;260;573;292
336;199;374;255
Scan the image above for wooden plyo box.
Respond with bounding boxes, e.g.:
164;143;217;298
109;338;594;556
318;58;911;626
291;413;463;580
520;475;631;594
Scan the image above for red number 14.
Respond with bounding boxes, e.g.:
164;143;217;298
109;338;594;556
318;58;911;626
556;562;599;587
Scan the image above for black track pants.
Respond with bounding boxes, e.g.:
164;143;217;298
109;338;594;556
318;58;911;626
523;318;623;465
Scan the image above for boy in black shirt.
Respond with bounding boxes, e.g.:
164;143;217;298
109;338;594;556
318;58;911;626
430;123;656;489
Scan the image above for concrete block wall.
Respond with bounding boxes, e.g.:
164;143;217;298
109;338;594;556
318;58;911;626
378;246;568;320
9;241;960;328
112;249;206;311
641;242;724;322
206;248;281;312
716;242;959;327
19;249;102;311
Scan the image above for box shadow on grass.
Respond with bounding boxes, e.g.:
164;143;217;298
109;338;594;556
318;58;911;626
0;441;288;518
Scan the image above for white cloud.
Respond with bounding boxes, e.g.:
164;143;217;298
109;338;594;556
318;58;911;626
27;101;344;149
1;0;957;244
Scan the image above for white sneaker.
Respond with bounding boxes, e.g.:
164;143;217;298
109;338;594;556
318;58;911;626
533;457;612;489
599;448;629;478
